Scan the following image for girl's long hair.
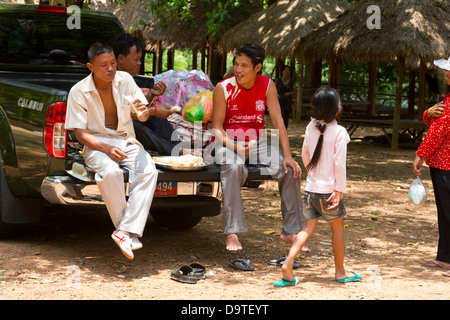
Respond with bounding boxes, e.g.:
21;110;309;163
305;87;342;173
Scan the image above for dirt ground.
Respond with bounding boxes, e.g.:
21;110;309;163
0;121;449;303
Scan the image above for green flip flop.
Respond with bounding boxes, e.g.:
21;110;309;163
336;271;362;283
273;277;299;287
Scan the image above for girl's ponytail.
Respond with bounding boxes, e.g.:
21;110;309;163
306;121;327;172
306;87;341;173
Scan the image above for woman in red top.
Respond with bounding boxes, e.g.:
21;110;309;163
413;57;450;276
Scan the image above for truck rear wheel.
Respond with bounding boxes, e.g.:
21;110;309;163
0;184;21;238
151;208;202;229
0;163;40;237
0;219;20;238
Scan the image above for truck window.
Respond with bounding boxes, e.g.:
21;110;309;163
0;14;122;67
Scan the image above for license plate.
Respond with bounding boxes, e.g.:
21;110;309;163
154;182;177;197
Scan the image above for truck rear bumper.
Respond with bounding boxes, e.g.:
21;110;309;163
41;162;272;216
41;175;221;209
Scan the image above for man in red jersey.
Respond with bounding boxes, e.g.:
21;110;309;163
212;44;306;252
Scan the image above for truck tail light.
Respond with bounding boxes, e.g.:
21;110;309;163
44;102;67;159
36;5;67;14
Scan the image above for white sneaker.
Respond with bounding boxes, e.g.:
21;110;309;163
111;233;134;260
131;237;143;251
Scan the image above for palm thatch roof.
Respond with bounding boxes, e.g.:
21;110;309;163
89;0;260;50
295;0;450;65
88;0;151;34
219;0;350;59
88;0;159;50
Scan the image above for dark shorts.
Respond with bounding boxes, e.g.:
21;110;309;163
303;191;346;222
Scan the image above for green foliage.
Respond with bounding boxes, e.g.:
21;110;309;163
144;0;253;40
205;1;232;39
147;0;196;30
144;49;194;74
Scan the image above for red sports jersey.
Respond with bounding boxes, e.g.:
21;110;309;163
219;74;270;141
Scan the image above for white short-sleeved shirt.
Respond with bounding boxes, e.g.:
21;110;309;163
302;118;350;194
65;71;147;150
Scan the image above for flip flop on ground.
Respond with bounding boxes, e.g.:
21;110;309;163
267;257;300;268
170;265;198;284
228;259;254;271
189;263;206;279
336;271;362;283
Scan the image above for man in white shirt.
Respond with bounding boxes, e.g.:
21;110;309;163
65;43;158;260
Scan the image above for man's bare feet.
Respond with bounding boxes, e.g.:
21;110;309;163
280;234;310;252
280;233;295;243
300;245;310;253
226;234;243;252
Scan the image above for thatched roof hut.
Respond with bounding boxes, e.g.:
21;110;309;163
294;0;450;150
295;0;450;65
89;0;260;50
219;0;350;59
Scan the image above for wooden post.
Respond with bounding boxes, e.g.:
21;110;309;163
295;59;304;123
201;45;207;73
368;61;377;115
207;43;213;80
155;41;163;75
418;59;426;115
152;52;156;76
167;49;174;70
335;58;341;90
328;58;335;87
392;57;405;150
192;48;198;70
313;59;322;88
408;68;416;114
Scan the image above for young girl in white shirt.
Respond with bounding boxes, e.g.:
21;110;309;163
274;87;361;287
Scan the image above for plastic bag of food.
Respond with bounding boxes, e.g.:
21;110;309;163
182;90;213;123
408;177;427;205
154;70;214;108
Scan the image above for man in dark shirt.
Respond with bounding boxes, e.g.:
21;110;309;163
112;33;179;155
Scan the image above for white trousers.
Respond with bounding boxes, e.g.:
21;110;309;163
83;142;158;237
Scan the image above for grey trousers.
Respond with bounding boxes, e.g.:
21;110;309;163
215;137;305;235
84;142;158;237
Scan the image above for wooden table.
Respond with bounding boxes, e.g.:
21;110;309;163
339;117;428;148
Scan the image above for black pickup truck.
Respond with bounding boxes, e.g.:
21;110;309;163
0;3;270;237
